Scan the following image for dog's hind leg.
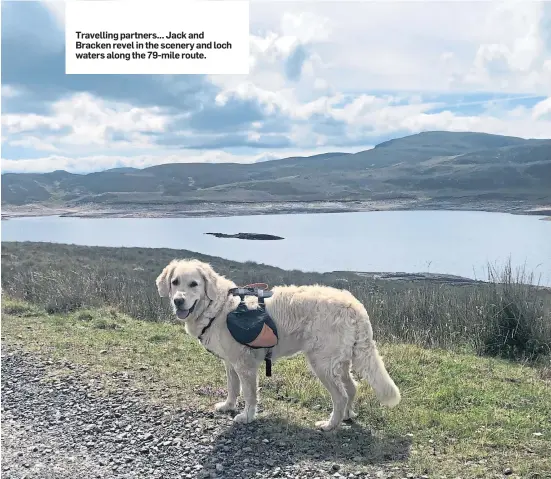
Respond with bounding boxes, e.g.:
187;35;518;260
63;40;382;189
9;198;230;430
215;361;240;413
307;356;348;431
341;361;358;421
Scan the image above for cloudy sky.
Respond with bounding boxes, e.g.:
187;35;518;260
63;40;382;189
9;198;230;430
1;0;551;173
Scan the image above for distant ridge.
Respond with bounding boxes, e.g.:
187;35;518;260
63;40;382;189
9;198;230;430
2;131;550;207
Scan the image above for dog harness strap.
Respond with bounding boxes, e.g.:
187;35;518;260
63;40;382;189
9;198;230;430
265;348;273;377
199;316;217;343
198;297;218;343
197;294;231;344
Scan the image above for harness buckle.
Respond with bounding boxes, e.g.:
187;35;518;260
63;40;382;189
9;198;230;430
229;285;274;302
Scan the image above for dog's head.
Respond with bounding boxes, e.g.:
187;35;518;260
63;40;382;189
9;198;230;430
155;259;221;321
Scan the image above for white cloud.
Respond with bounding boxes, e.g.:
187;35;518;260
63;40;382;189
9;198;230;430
280;11;331;44
205;0;551;156
348;97;551;139
39;1;551;95
456;1;551;94
214;83;551;140
1;85;21;98
1;152;247;174
1;144;366;174
41;1;65;27
2;92;169;150
532;96;551;120
3;89;550;166
216;82;346;121
9;136;60;152
216;1;551;97
241;2;487;94
421;1;549;94
2;0;549;175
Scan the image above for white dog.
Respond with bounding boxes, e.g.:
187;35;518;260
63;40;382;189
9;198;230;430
156;259;401;431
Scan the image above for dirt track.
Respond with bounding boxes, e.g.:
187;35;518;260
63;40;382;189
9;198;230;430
1;344;412;479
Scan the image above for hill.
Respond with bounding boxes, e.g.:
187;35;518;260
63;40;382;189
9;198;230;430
2;131;550;212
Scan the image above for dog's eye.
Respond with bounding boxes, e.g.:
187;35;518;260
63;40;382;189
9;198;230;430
171;278;179;286
189;281;198;288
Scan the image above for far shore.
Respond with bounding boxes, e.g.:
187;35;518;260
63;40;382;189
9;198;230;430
2;199;551;220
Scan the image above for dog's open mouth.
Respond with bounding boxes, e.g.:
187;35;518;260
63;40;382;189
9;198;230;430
176;300;197;320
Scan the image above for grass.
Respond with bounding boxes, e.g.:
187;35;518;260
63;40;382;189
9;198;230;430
2;242;551;476
2;242;551;361
2;296;550;478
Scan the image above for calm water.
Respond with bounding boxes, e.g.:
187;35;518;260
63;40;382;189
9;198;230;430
2;211;550;285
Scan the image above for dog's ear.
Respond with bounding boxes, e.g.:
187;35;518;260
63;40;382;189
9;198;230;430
196;262;219;301
156;260;177;297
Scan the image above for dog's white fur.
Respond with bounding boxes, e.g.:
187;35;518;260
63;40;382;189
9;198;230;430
156;259;401;431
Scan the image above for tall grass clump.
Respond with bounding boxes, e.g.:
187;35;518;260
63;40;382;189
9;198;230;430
475;263;551;361
1;264;173;321
361;264;550;361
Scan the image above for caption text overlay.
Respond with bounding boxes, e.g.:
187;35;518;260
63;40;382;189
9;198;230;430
65;1;249;75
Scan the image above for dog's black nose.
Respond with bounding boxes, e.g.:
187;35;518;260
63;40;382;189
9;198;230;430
174;298;185;308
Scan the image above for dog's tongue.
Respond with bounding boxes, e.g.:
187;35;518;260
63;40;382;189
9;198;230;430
176;309;190;320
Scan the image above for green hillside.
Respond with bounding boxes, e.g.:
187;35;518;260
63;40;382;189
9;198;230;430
2;131;550;207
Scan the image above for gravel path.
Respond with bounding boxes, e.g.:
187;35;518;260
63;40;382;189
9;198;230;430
1;345;411;479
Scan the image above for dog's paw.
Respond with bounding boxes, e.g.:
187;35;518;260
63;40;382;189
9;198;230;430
315;420;338;432
214;401;236;413
233;412;254;424
344;410;357;421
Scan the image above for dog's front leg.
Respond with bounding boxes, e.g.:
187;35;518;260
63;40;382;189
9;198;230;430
215;361;240;412
232;366;258;424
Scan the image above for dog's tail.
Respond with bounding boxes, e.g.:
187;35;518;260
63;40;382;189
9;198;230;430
351;316;401;408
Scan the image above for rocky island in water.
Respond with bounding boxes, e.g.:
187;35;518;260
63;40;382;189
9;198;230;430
205;232;284;241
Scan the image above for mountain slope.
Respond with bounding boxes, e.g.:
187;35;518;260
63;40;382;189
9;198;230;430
2;131;550;207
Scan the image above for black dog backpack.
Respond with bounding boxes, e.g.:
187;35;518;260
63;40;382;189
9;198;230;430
226;283;278;375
